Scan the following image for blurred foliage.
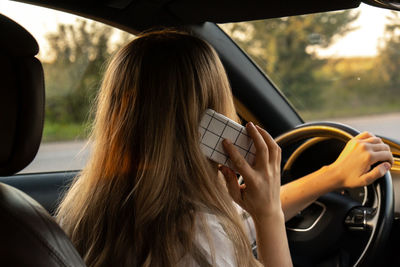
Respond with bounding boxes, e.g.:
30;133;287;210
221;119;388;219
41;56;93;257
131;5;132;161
42;19;133;141
42;122;89;142
43;19;133;123
222;11;359;110
222;10;400;120
378;11;400;94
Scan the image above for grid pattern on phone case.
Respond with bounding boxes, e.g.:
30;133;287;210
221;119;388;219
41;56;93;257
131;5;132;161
199;109;255;168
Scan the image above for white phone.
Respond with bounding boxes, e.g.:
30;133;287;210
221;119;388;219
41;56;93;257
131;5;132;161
199;109;255;168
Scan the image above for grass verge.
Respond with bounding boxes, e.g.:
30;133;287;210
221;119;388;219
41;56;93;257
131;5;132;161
42;121;90;142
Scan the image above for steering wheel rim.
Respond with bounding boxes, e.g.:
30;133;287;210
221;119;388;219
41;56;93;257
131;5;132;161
275;122;394;267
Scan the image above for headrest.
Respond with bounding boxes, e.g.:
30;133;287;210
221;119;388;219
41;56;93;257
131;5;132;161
0;14;39;56
0;14;45;175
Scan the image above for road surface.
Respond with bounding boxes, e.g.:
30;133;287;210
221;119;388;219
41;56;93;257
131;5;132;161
19;113;400;174
327;112;400;140
21;141;90;174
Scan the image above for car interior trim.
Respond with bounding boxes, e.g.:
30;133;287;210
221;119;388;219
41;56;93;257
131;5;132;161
233;97;263;127
190;22;302;137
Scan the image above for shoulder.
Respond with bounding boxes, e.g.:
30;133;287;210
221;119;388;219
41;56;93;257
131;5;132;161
178;206;258;266
196;206;258;264
177;211;236;267
195;211;237;266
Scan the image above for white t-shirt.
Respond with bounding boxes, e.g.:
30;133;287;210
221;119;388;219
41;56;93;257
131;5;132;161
178;205;257;266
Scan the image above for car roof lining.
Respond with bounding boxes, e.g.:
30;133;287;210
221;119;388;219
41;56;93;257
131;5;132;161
16;0;361;31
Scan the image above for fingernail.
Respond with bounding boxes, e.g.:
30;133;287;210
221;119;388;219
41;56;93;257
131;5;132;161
246;121;254;128
223;139;231;145
384;162;391;171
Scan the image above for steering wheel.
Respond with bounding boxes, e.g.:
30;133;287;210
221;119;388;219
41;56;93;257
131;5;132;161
275;122;393;267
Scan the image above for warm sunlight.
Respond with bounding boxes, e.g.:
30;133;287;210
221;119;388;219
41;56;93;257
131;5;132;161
0;1;76;59
317;3;390;57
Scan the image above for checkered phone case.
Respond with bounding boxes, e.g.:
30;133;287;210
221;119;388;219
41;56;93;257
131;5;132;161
199;109;255;168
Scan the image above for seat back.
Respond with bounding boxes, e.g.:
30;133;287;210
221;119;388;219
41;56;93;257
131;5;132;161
0;13;85;266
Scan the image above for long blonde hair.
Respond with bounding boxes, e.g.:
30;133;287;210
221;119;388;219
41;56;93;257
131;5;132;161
56;29;260;267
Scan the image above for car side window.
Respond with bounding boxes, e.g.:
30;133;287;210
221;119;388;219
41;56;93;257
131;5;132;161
1;1;135;173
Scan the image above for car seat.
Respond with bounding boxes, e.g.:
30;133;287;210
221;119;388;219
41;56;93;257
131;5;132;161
0;13;85;266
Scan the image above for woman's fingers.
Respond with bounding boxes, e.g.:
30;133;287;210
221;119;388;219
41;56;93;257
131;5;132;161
243;123;281;169
256;125;281;160
361;162;392;185
222;123;283;220
363;136;384;144
369;151;394;165
355;131;375;140
369;143;391;152
246;122;269;167
332;131;394;189
219;166;243;205
352;134;393;165
222;139;254;182
222;122;280;190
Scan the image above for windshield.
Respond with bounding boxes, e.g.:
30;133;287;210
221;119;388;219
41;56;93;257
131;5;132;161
220;4;400;140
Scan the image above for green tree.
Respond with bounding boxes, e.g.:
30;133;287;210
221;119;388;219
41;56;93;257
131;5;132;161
316;56;383;118
378;11;400;95
44;19;133;124
222;11;359;110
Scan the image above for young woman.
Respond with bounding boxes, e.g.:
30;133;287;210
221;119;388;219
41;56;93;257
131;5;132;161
56;30;393;267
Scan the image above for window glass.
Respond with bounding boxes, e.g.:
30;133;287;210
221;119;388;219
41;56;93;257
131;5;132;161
221;4;400;140
0;1;135;173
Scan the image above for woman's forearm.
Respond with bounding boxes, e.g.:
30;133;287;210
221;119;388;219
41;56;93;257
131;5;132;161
254;211;293;267
280;132;393;222
280;165;339;221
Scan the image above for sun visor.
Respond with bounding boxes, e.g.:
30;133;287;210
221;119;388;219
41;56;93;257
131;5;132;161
168;0;362;24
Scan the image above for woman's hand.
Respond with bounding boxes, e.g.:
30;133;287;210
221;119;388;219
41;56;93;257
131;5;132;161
220;122;293;267
329;131;394;189
219;122;282;222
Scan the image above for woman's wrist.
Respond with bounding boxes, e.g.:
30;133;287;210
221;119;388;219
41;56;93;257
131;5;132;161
323;163;344;190
252;207;293;267
251;208;285;226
